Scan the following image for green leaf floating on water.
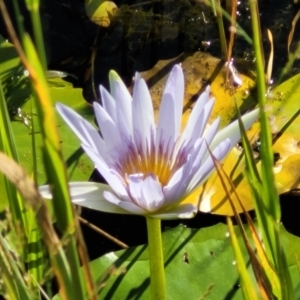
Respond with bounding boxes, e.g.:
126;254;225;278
13;77;95;184
52;222;300;300
0;35;94;211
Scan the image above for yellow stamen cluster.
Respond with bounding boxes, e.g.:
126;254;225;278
117;140;185;186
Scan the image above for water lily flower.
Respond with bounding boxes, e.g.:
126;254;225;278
39;65;258;219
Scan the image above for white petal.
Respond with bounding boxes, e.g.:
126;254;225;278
99;85;117;123
109;70;133;138
132;73;155;153
127;174;165;212
104;191;148;215
163;165;186;202
152;203;197;219
140;175;165;212
162;65;184;139
39;184;53;199
156;93;177;157
210;108;259;150
39;182;131;214
203;118;220;146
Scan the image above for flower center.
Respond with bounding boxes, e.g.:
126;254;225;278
115;139;186;186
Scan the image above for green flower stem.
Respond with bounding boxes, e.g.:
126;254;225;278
146;217;166;300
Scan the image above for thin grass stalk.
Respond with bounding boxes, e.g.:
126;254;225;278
211;0;227;58
0;79;24;225
11;0;26;42
237;81;289;299
226;0;237;63
278;41;300;83
209;146;274;299
22;20;96;300
1;75;45;284
0;152;79;300
0;2;95;298
248;0;279;262
25;43;85;300
24;0;47;70
236;111;281;297
29;99;38;183
0;230;33;300
248;2;293;298
226;217;259;300
0;1;48;284
201;0;252;44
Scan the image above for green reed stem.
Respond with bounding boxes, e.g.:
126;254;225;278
248;0;278;264
146;217;166;300
248;1;293;298
211;0;227;58
216;0;227;58
25;0;47;69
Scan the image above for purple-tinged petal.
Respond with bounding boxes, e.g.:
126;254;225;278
104;191;148;215
81;144;130;200
176;101;216;160
99;85;116;123
187;138;231;192
164;139;204;204
127;173;143;202
78;119;103;154
56;103;106;156
93;102;122;152
132;73;155;153
156;65;184;156
179;86;213;148
109;70;133;138
152;203;197;219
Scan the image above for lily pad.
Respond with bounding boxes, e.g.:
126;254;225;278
0;36;94;210
85;0;118;27
189;73;300;215
52;222;300;300
140;51;255;128
11;77;95;185
142;52;300;215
